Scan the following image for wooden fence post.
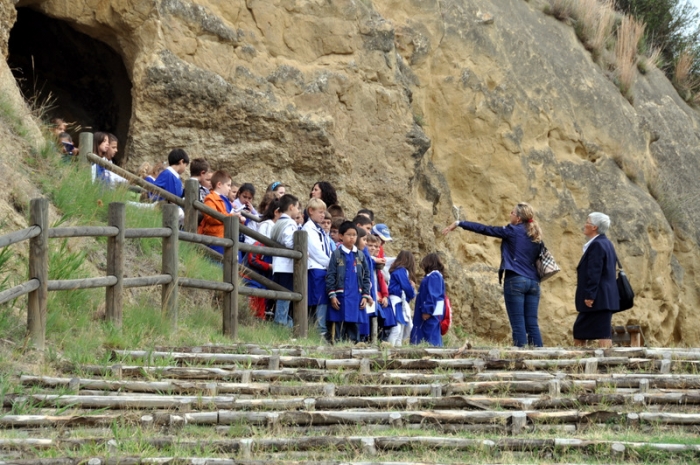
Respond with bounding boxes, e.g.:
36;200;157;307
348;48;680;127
78;132;92;166
223;215;239;338
106;202;125;327
292;229;308;338
27;198;49;350
183;179;199;234
161;204;179;329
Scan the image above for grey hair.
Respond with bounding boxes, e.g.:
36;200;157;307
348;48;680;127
588;212;610;234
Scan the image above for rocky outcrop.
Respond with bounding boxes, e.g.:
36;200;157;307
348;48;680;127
4;0;700;345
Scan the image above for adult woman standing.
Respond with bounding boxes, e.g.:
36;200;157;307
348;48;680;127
574;212;619;348
442;203;544;347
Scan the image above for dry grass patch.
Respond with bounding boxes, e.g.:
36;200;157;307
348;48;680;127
616;16;645;100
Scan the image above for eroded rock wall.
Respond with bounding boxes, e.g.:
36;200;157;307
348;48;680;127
5;0;700;345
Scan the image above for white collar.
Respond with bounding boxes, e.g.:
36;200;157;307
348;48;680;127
340;244;357;253
426;270;443;277
582;234;600;254
166;166;180;177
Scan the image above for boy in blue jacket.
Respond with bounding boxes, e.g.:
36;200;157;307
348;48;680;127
326;221;373;343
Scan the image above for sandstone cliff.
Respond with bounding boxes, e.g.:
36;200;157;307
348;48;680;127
3;0;700;345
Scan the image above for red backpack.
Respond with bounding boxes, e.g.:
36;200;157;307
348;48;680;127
440;295;451;336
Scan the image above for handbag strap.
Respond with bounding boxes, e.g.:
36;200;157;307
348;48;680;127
616;257;623;271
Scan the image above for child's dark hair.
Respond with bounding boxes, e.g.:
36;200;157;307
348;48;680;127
167;148;190;166
190;158;210;177
278;194;299;213
331;217;345;231
352;215;372;227
421;253;445;275
267;181;285;193
356;227;367;239
93;131;108;155
210;170;231;190
107;133;118;143
338;221;357;235
312;181;338;207
258;191;277;213
237;183;256;199
390;250;417;283
327;204;344;218
357;209;374;222
58;132;72;142
261;198;280;221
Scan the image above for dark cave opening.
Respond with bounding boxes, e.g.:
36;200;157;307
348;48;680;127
8;7;132;164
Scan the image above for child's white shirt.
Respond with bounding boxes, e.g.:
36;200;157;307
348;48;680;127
303;219;330;270
272;214;297;274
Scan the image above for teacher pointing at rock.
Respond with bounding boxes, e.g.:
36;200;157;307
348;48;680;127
442;203;544;347
574;212;619;349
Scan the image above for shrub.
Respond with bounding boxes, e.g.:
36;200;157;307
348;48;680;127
616;16;646;98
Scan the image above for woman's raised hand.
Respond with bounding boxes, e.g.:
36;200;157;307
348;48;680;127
442;221;458;236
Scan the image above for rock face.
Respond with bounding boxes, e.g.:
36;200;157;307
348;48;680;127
3;0;700;345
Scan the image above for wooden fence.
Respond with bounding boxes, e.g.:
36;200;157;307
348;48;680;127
0;134;309;349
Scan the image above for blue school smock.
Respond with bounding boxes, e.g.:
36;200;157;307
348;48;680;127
308;269;329;306
388;267;416;326
153;168;183;198
357;248;376;337
410;271;445;347
327;249;362;324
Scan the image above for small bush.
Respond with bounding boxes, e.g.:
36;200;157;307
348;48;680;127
673;48;700;101
616;16;646;99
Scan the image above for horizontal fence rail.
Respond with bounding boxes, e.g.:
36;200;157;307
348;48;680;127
0;226;41;248
0;279;39;306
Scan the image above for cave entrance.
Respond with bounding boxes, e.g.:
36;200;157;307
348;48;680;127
8;7;132;164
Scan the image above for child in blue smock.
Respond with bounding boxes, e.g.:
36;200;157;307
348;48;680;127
326;221;372;344
356;228;373;341
387;250;416;347
410;253;446;347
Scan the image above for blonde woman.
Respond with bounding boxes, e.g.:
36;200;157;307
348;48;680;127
443;203;544;347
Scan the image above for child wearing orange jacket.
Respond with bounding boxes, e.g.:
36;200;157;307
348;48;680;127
198;171;242;254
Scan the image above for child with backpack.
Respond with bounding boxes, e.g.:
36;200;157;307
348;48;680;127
410;253;446;347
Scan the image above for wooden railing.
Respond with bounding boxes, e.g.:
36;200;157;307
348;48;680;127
0;136;309;349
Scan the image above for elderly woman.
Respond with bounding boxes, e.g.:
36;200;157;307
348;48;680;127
574;212;620;348
443;203;544;347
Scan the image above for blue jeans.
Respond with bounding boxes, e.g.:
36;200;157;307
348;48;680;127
315;304;327;335
503;274;543;347
274;300;293;328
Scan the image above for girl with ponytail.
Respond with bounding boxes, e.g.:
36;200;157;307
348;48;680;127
442;202;544;347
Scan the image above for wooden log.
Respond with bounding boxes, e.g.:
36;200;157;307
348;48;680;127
238;242;303;260
123;228;172;239
23;394;235;409
0;438;54;449
268;354;280;370
292;229;308;338
183;179;199;234
161;204;179;329
0;279;40;305
28;198;49;350
48;226;119;238
178;230;233;248
122;275;173;288
105;203;125;327
238;286;302;302
526;410;581;424
78;132;92;165
47;276;118;291
223;215;238;339
0;413;120;427
639;412;700;425
475;372;555;381
447;381;550;395
0;225;40;248
178;277;233;292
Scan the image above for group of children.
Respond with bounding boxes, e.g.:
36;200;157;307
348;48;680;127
76;132;451;346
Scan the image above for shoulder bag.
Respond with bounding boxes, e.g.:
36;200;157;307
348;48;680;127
615;257;634;312
536;242;561;282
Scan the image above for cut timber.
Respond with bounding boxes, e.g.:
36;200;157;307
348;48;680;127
19;394;235;410
0;414;120;427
